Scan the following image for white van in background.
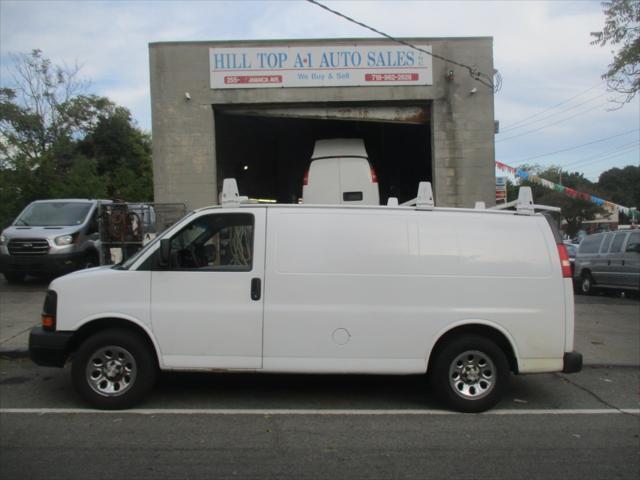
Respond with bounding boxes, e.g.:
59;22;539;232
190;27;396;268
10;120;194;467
29;180;581;413
303;138;380;205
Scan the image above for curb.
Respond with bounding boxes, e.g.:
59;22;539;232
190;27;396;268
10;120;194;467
0;348;29;359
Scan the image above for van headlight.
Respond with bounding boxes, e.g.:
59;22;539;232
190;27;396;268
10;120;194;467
54;234;75;246
0;234;6;245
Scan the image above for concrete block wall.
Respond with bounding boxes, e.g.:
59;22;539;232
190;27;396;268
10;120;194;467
149;38;495;210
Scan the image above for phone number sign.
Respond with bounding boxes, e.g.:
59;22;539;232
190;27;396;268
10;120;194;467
210;44;433;89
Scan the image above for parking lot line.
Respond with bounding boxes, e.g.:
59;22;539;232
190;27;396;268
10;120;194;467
1;408;638;415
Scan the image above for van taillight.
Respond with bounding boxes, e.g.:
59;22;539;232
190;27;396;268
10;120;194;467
303;169;309;186
557;244;572;278
41;290;57;331
370;166;378;183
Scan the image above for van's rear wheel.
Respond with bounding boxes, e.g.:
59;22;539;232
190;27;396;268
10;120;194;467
71;329;157;409
431;334;510;413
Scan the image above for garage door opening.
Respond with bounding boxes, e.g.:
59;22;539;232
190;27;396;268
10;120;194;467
215;105;432;204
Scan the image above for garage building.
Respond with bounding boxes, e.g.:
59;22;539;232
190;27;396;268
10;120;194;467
149;37;496;209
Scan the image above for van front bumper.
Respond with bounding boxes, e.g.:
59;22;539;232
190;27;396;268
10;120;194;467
0;252;85;276
562;351;583;373
29;327;73;368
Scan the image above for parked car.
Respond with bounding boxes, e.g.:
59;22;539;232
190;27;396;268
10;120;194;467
573;230;640;295
29;182;581;413
0;199;109;283
302;138;380;205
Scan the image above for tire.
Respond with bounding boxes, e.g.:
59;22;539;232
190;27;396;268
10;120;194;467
580;272;595;295
430;334;510;413
3;272;25;284
83;252;100;269
71;328;157;409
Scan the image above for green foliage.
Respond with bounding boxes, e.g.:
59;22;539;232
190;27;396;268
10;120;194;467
596;164;640;207
591;0;640;105
0;50;153;228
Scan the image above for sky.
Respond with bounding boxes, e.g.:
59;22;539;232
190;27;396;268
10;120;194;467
1;0;638;186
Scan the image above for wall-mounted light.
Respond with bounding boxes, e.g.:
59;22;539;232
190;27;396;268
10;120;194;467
243;165;249;171
446;70;455;81
470;88;478;95
184;92;191;101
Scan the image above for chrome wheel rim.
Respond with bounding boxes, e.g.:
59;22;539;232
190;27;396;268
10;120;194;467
85;345;137;397
449;350;496;400
582;276;591;293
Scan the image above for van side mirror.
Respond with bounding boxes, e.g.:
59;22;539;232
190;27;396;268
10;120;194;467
159;238;171;267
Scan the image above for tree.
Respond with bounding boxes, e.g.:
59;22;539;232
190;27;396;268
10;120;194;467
0;50;153;228
597;164;640;208
77;107;153;201
591;0;640;106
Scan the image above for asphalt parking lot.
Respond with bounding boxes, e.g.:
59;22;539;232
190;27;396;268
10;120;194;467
1;276;639;479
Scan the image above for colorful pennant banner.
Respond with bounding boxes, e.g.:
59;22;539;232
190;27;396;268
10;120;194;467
495;161;638;218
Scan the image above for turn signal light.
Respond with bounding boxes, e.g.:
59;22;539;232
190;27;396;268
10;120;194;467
42;314;55;330
303;169;309;186
370;166;378;183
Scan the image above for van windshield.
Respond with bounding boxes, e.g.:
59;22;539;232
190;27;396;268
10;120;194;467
15;202;92;227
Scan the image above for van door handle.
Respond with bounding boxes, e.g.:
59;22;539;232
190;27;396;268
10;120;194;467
607;260;611;266
251;278;261;301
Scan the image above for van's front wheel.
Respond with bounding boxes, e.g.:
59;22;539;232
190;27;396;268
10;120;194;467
431;335;510;413
71;329;157;409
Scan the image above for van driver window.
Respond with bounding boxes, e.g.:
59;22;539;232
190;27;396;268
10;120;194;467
168;213;254;271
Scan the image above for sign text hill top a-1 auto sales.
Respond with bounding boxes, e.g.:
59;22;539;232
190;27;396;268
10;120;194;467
210;44;433;89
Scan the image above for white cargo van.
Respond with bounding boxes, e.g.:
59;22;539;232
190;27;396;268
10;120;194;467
303;138;380;205
29;180;581;412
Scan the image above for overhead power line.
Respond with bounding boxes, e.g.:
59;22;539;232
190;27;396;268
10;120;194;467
305;0;498;91
572;144;639;170
561;141;640;168
501;91;609;134
504;81;604;131
497;98;622;143
512;129;639;164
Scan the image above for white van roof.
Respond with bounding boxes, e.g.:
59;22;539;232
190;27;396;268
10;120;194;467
311;138;368;159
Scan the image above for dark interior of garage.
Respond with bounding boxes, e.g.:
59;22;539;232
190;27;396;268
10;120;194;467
215;106;432;204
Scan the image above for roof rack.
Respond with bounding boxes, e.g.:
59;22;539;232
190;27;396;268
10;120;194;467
400;181;435;210
221;178;249;207
490;187;561;215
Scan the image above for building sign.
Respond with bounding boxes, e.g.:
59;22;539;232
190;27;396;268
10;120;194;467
496;176;507;203
210;44;433;89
